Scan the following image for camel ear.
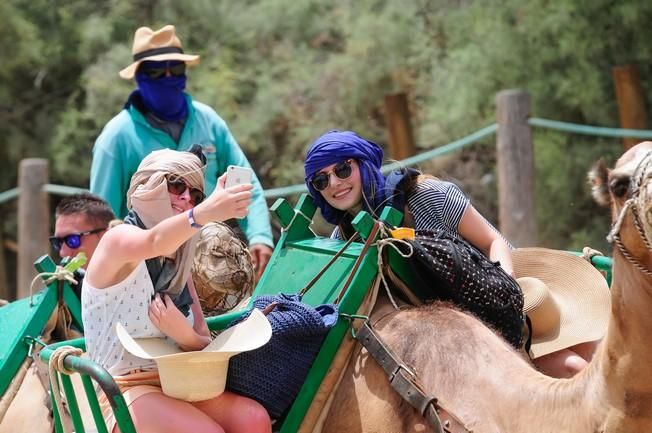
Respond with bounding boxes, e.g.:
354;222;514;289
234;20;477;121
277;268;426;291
588;158;611;207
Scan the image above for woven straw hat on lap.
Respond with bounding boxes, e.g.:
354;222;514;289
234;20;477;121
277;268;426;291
192;222;254;315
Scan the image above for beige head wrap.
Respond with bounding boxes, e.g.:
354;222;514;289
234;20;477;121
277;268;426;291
127;149;205;299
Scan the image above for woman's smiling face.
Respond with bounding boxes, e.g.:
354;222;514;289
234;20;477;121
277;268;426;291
317;159;363;212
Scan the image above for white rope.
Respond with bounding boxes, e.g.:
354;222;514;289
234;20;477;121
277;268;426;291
29;266;78;307
48;346;83;433
606;151;652;276
606;198;634;244
280;209;316;236
375;227;415;310
581;246;604;262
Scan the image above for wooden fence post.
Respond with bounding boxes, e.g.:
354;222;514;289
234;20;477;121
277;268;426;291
0;224;8;301
17;159;49;299
496;90;537;247
612;64;648;150
384;92;416;160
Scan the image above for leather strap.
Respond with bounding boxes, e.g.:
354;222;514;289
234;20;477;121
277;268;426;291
334;222;380;304
355;321;472;433
299;233;359;297
299;221;380;306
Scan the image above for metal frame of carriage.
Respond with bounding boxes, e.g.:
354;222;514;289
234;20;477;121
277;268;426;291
25;194;612;433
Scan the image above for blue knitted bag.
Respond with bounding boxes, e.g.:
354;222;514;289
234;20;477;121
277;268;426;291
225;293;338;418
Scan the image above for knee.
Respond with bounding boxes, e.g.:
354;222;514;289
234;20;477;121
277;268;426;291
534;348;589;378
564;353;588;375
241;400;272;433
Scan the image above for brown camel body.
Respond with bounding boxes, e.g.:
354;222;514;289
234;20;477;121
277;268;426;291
324;142;652;433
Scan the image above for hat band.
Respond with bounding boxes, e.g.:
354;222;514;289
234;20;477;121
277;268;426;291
133;46;184;61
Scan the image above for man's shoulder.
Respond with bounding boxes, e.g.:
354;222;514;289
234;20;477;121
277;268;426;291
95;109;138;145
190;99;228;126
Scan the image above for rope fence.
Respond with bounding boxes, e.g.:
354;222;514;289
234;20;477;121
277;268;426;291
2;117;652;205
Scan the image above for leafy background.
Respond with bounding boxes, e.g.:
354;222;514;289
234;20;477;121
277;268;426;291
1;0;650;293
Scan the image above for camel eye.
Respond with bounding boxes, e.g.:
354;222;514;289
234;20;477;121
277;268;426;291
610;177;629;198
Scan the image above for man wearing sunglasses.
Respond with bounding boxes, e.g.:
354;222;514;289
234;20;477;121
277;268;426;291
51;193;115;297
90;25;274;278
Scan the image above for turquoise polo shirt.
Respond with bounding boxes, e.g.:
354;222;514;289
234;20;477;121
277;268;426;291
90;94;273;247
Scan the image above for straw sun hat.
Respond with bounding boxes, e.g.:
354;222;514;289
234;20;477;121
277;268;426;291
116;308;271;402
513;248;611;359
119;25;200;80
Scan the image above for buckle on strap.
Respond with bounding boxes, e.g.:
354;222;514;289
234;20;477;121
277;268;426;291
389;363;417;384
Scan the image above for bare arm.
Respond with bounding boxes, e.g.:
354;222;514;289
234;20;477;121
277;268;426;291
149;293;211;351
143;278;211;351
457;205;514;276
87;176;253;289
187;277;210;338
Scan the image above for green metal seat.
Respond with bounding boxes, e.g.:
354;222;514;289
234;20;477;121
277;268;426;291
0;255;83;398
39;194;386;433
36;196;614;433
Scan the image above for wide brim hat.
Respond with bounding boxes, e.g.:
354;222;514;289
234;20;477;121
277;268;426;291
119;25;200;80
116;308;271;401
512;248;611;359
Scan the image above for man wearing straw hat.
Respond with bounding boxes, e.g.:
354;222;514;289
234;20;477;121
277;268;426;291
90;25;273;278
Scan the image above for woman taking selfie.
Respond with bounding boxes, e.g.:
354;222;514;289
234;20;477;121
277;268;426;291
83;148;271;433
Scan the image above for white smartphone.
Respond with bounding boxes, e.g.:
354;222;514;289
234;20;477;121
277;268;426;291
224;165;254;188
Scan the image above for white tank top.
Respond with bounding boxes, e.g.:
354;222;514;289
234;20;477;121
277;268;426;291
82;261;189;376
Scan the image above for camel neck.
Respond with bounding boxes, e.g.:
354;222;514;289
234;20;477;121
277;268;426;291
594;252;652;431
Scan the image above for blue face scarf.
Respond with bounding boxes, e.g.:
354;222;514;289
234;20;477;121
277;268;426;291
304;130;387;225
135;65;188;122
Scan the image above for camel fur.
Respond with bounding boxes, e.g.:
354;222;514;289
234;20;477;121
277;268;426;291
324;142;652;433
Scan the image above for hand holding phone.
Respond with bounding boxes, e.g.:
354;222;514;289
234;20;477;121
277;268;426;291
224;165;254;189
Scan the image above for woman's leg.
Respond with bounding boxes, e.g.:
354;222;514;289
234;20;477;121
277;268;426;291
119;392;225;433
193;391;272;433
568;340;600;362
533;348;588;378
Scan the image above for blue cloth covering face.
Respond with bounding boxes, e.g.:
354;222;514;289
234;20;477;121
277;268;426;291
304;130;387;225
135;61;188;121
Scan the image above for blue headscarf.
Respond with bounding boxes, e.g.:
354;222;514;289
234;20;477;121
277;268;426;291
134;63;188;121
304;130;386;225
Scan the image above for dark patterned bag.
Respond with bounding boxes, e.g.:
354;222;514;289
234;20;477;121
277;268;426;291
225;294;337;418
404;230;524;347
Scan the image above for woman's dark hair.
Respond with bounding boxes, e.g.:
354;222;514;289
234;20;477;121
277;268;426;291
336;169;421;239
55;193;115;228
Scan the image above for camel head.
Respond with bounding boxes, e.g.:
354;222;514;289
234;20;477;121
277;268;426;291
589;140;652;276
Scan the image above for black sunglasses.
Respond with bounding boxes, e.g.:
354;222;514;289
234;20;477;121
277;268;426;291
49;228;106;251
166;175;205;205
140;61;187;80
310;159;354;191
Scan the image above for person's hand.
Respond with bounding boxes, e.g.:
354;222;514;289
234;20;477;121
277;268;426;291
193;175;252;224
250;244;273;279
148;293;195;343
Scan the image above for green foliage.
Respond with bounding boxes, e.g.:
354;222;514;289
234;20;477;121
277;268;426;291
2;0;652;253
533;131;620;251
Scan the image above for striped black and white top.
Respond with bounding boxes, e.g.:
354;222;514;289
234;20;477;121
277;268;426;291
407;179;469;235
407;179;511;247
332;178;510;247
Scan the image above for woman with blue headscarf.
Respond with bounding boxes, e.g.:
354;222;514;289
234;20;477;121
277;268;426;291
303;130;515;275
304;131;602;377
